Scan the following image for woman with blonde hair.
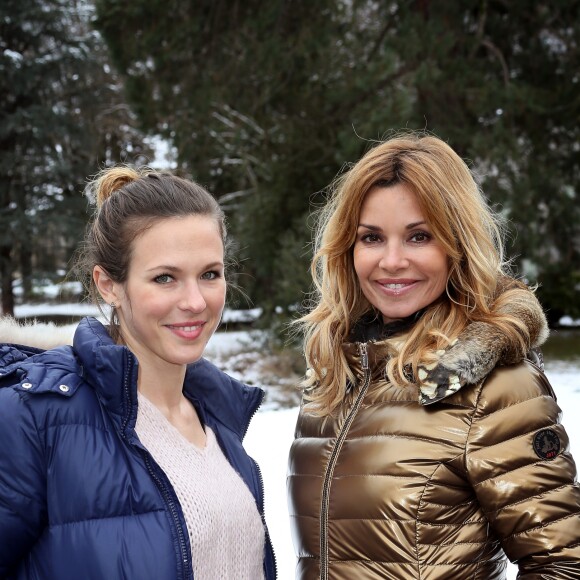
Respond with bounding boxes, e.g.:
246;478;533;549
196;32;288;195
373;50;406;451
288;133;579;579
0;167;276;579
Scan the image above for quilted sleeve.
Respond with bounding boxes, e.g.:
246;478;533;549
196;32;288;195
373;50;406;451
0;387;47;575
465;362;580;576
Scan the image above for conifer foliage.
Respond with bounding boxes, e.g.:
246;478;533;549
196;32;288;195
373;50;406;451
0;0;149;314
3;1;578;322
93;0;580;322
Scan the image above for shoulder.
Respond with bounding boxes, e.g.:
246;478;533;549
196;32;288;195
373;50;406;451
475;359;557;415
440;358;553;412
0;343;100;430
0;319;78;392
463;360;568;459
0;342;81;388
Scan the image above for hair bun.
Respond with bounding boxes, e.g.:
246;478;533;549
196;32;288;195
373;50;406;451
85;166;142;209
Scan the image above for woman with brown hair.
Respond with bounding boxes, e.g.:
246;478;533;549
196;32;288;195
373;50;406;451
0;167;276;579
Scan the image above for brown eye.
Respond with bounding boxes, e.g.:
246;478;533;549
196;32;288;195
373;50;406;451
361;233;381;243
410;231;431;243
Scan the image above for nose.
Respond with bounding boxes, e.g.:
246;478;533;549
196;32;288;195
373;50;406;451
378;242;409;272
179;281;207;313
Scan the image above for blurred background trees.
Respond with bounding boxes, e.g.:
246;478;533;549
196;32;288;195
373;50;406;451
0;0;150;313
2;0;579;325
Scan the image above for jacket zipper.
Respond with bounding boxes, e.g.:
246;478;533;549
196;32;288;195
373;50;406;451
253;456;278;579
120;351;134;434
144;454;192;579
122;353;192;579
319;342;371;580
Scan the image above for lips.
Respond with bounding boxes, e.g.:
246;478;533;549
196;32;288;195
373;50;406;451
165;322;206;340
167;323;204;331
375;279;417;296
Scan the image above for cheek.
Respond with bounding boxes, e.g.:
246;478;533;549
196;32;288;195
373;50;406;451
431;254;450;289
125;285;169;318
352;247;368;282
206;282;227;309
215;286;227;308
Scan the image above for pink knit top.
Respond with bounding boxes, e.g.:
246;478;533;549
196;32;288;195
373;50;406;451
135;393;265;579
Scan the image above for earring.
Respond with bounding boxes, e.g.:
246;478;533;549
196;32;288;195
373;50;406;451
110;301;116;308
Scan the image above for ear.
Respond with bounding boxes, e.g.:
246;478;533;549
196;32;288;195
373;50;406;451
93;266;122;306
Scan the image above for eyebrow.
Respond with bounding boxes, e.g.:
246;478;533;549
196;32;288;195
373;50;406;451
358;221;427;231
145;261;224;273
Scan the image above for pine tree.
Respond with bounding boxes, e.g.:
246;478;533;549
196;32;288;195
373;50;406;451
0;0;150;314
94;0;580;321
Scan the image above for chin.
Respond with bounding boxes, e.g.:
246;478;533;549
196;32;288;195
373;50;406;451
166;347;205;366
381;306;417;321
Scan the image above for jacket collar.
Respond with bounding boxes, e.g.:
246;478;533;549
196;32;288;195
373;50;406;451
348;310;425;343
71;317;135;430
346;309;466;405
73;317;262;439
184;358;264;440
1;317;262;438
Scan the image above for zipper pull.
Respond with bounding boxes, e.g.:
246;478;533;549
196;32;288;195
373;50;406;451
358;342;369;370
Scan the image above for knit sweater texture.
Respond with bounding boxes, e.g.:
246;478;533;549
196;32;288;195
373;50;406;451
136;393;265;580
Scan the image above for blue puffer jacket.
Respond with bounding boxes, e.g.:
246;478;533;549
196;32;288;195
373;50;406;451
0;317;277;579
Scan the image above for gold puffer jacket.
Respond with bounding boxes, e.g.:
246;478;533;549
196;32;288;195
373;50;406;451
287;337;580;579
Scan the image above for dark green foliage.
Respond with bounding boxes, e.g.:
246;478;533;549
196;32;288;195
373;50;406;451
0;0;150;312
93;0;580;321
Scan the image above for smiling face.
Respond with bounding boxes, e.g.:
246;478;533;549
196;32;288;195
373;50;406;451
101;214;226;373
353;183;449;323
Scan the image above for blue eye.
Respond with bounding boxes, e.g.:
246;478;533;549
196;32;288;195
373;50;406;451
201;270;222;280
154;274;173;284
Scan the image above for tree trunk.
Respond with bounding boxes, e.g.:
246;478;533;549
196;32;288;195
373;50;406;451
0;244;15;316
20;223;33;301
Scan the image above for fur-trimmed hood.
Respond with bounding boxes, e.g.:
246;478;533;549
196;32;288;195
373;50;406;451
0;316;75;350
345;287;549;405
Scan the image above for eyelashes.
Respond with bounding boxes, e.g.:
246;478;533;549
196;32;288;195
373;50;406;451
200;270;222;280
154;274;173;284
153;270;223;284
358;230;433;244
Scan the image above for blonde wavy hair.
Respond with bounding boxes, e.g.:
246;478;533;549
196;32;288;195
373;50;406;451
297;132;531;414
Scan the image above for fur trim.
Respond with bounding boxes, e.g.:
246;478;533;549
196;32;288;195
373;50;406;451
419;287;549;405
0;316;75;350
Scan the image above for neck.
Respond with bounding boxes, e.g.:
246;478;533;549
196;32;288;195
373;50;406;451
135;357;205;446
136;358;187;411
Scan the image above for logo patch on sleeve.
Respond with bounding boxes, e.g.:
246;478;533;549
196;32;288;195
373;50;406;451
533;428;560;460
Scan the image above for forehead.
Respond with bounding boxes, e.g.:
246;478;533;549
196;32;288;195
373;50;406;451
359;183;423;220
130;215;224;265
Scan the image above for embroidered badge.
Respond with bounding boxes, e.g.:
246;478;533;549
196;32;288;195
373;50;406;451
533;428;561;460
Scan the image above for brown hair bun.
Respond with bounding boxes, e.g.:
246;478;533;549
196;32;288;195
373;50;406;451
86;166;143;209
